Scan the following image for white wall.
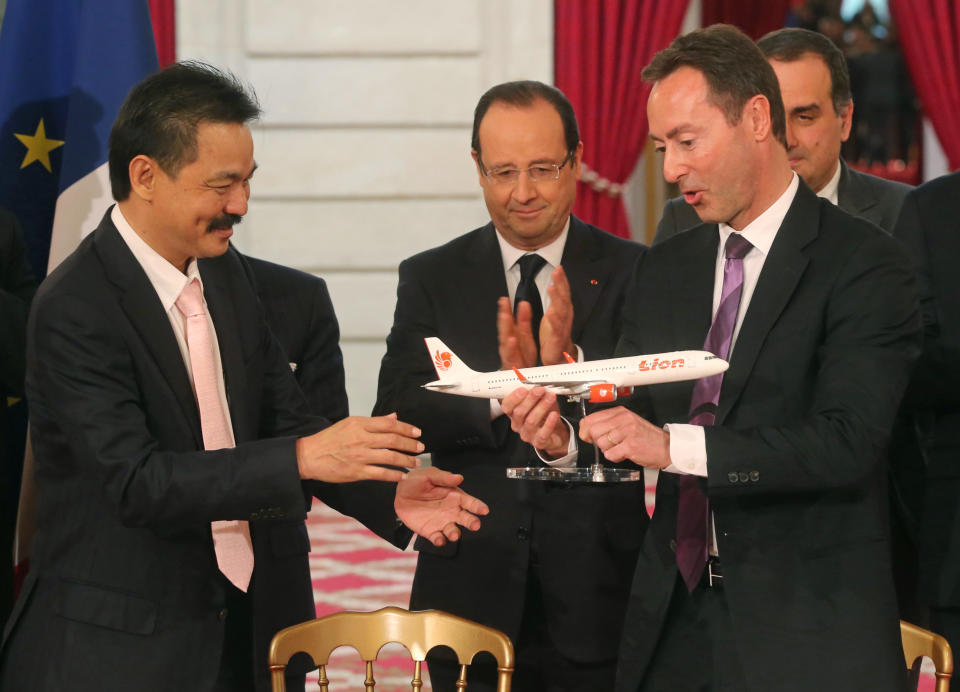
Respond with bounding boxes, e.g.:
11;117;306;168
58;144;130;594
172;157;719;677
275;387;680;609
178;0;553;415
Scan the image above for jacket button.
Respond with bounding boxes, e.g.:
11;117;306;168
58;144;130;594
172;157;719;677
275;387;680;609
516;527;529;541
738;472;749;483
749;471;759;482
218;608;229;621
728;472;739;484
669;539;677;552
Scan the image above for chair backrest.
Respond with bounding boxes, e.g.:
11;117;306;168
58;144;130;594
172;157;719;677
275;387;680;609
269;606;514;691
902;619;953;692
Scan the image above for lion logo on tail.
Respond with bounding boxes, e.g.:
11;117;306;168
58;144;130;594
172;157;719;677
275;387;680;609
434;350;453;371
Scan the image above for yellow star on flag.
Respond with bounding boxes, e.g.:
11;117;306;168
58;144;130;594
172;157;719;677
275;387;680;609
14;118;65;173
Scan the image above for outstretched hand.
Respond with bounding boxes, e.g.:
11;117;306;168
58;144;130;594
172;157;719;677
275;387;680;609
394;466;490;546
296;413;424;483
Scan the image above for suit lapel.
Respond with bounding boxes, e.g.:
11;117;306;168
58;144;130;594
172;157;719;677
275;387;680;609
460;224;509;371
562;217;614;342
716;185;818;423
93;214;203;447
668;226;717;351
837;159;879;223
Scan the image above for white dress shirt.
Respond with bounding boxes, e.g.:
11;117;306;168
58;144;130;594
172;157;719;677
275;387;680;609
818;159;842;206
111;204;234;433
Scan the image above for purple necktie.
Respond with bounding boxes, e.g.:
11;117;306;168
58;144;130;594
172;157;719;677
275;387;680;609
676;232;753;591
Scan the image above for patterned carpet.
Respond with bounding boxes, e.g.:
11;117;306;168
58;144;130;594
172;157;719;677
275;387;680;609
304;477;937;691
305;500;425;691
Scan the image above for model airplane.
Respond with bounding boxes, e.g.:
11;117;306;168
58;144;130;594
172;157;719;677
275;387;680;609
422;337;728;403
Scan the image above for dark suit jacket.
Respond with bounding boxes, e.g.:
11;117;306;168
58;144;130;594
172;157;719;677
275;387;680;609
893;171;960;609
373;217;649;663
653;159;912;244
616;183;920;692
0;211;402;692
246;256;348;423
0;207;37;638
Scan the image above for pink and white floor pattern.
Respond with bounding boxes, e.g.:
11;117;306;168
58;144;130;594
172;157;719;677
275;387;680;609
304;475;936;691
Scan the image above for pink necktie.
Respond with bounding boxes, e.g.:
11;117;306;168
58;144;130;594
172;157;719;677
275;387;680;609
676;232;753;591
176;278;254;592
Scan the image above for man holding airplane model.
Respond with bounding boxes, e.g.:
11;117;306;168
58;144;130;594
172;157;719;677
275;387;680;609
503;26;920;691
374;80;647;691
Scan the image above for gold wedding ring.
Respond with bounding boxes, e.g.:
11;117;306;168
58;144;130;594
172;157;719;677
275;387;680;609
606;432;617;446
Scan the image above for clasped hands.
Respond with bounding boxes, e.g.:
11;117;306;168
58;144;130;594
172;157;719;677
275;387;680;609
296;414;489;547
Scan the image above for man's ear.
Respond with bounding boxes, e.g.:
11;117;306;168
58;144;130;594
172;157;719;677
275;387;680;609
471;149;489;185
838;99;854;143
128;155;161;202
747;94;773;143
571;141;584;181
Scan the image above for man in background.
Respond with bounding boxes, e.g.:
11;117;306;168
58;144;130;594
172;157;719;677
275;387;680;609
375;80;647;691
248;257;349;423
654;27;911;243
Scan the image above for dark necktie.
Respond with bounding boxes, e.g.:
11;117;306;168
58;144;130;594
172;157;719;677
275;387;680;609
515;253;547;344
676;232;753;591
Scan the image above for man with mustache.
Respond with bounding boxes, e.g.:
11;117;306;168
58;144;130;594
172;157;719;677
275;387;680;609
654;27;911;244
0;61;488;692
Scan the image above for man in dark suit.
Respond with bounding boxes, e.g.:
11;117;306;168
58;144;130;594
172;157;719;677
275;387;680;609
247;257;348;423
0;206;36;637
0;61;487;692
505;26;919;691
653;27;911;245
893;171;960;655
374;81;648;691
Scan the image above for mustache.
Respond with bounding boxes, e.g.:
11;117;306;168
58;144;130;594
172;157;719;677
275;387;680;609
208;213;243;231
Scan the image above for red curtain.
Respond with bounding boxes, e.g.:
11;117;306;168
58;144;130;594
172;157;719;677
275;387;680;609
148;0;176;68
701;0;792;40
890;0;960;171
555;0;690;239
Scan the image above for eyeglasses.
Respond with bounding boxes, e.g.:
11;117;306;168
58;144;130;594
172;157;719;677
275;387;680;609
482;153;573;185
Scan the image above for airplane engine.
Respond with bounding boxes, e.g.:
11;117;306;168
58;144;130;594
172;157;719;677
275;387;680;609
616;386;634;398
588;383;618;403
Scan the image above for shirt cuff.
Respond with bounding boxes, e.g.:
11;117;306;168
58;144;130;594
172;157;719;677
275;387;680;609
535;417;578;468
662;423;708;477
490;398;502;421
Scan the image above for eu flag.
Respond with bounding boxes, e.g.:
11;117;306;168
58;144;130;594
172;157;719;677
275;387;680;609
0;0;159;279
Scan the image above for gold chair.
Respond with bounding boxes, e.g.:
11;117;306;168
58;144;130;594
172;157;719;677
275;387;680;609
902;619;953;692
269;606;514;691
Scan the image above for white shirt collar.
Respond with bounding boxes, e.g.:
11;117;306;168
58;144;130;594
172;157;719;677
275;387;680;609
817;159;842;206
495;217;570;271
111;204;201;313
718;173;799;258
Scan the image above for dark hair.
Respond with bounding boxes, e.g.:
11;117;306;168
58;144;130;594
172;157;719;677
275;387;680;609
642;24;787;148
471;80;579;169
108;60;261;201
758;27;852;115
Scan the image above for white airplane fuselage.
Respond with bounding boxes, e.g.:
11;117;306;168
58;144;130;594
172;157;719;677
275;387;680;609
423;337;728;403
